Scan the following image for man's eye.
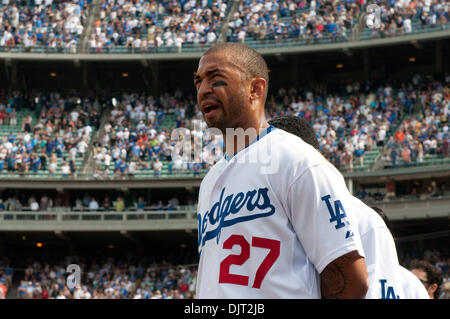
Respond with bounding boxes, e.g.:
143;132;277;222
212;81;227;88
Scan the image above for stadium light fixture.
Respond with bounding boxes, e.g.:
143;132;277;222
50;72;56;77
22;235;26;241
107;244;115;249
409;57;416;62
336;64;344;69
122;73;129;77
36;242;43;248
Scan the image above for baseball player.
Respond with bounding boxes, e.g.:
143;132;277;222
371;207;429;299
268;115;428;299
194;43;368;299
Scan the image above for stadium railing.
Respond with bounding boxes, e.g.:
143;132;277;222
0;195;449;232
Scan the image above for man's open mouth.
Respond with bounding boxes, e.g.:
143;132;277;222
204;104;220;114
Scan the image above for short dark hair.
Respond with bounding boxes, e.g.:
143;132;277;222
268;116;319;150
410;260;443;299
370;206;392;230
203;42;269;96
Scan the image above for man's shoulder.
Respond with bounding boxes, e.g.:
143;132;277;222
264;128;329;167
199;158;226;189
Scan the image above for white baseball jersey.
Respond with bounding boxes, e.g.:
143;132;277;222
346;197;404;299
399;266;430;299
196;127;365;298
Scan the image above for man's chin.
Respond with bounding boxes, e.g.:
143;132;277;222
205;120;226;134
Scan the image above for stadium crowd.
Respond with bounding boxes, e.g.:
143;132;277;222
0;90;101;176
381;77;449;168
227;0;360;43
1;254;198;299
87;75;449;176
1;0;447;53
0;191;186;212
0;0;89;53
264;75;446;172
89;0;229;52
0;75;448;178
369;0;450;39
1;245;448;299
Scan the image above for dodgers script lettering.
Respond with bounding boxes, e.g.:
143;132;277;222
197;187;275;255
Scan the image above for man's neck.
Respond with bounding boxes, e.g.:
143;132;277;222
223;121;270;158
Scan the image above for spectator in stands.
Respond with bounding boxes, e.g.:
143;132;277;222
441;136;449;158
136;197;146;212
355;186;368;200
390;146;399;168
89;197;100;211
74;198;83;211
115;196;125;212
102;195;113;212
48;155;58;175
410;260;444;299
30;154;42;173
29;196;39;211
61;161;71;178
401;143;412;166
0;281;7;299
82;193;90;209
155;200;163;211
164;200;174;211
153;158;162;177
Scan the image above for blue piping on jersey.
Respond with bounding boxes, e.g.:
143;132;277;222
223;125;277;161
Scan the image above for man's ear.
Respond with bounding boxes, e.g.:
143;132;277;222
249;78;267;101
428;283;438;297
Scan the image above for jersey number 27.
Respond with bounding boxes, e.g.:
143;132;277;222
219;234;280;289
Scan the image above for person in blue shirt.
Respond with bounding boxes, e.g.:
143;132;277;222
193;162;201;176
136;197;146;212
22;154;31;173
55;140;65;157
45;138;55;156
7;154;15;173
155;200;163;211
165;200;174;211
8;132;15;143
131;142;141;160
114;158;123;172
354;146;365;166
120;159;128;173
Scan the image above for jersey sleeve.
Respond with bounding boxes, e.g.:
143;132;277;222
286;163;365;274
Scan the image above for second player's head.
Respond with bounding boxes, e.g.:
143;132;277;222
194;43;269;133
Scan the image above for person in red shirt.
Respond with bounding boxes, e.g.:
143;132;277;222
0;282;7;299
394;130;405;143
41;285;49;299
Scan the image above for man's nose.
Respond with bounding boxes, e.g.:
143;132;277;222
197;79;213;102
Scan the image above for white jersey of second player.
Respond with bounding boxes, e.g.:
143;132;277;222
196;127;365;298
399;265;430;299
346;196;405;299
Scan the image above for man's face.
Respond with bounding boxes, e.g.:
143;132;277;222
412;268;435;298
194;51;249;132
411;268;427;284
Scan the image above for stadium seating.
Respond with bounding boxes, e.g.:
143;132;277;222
1;0;448;53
